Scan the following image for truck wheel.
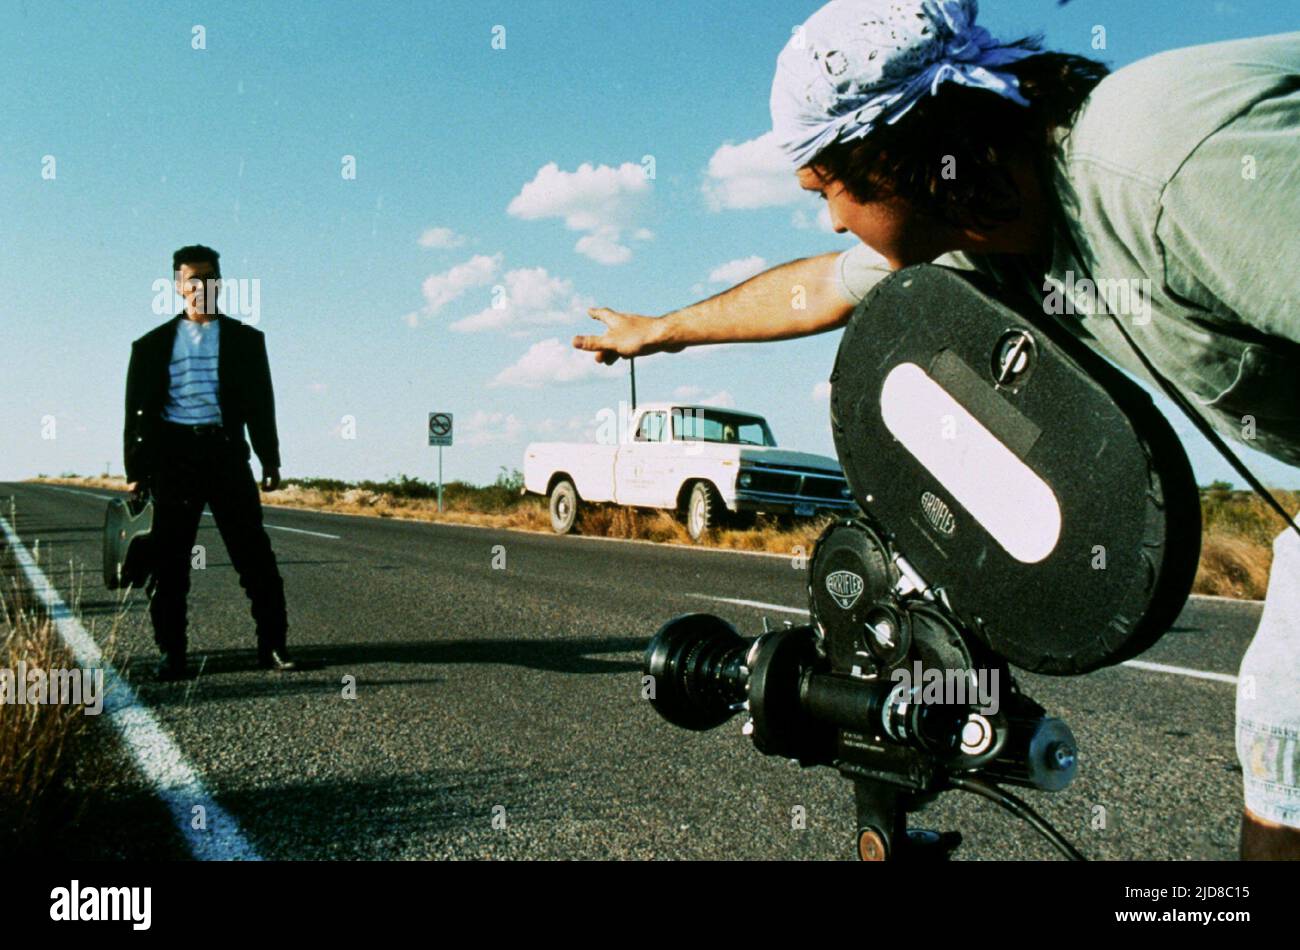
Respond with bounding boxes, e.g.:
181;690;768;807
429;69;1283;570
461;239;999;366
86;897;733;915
685;481;722;542
549;479;579;534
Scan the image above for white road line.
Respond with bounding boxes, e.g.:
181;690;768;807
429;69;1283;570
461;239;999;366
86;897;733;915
687;593;812;616
0;514;262;860
1119;660;1238;685
251;521;340;540
24;482;340;539
687;593;1239;685
37;484;115;501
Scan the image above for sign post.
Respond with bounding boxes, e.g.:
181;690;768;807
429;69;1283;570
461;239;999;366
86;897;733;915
428;412;453;513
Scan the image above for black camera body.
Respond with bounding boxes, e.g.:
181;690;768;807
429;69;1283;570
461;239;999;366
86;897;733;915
644;265;1202;860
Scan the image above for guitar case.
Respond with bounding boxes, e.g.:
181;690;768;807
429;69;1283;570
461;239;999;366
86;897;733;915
103;494;156;590
828;265;1201;675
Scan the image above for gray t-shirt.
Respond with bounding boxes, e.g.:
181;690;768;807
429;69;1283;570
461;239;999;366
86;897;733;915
835;32;1300;467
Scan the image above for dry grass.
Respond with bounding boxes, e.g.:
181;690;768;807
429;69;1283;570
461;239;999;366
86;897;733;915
37;474;128;492
1192;488;1299;600
0;542;108;848
1195;535;1272;600
268;484;829;555
31;475;1298;599
572;504;827;553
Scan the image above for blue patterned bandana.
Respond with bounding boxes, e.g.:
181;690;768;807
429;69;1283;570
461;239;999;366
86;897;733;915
770;0;1037;168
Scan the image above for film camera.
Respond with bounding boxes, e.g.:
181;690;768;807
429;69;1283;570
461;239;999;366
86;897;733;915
644;265;1202;860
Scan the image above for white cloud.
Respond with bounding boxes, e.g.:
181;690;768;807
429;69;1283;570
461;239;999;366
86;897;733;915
702;132;803;211
507;161;652;265
490;337;611;389
460;410;525;447
575;227;631;265
506;267;591;317
508;161;649;230
450;267;594;333
673;385;704;400
708;256;767;285
409;253;501;325
418;227;467;249
701;390;735;408
812;380;832;402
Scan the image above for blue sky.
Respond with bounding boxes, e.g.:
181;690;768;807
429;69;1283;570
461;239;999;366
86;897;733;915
2;0;1296;488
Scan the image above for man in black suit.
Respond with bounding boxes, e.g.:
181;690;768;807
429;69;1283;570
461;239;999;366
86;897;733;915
124;245;296;679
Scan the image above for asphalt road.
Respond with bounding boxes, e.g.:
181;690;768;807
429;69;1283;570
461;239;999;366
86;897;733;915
0;480;1260;860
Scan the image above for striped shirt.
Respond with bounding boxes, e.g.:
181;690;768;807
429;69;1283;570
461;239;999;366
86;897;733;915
162;317;223;425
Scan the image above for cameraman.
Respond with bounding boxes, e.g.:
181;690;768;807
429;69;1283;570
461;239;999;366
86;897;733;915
573;2;1299;858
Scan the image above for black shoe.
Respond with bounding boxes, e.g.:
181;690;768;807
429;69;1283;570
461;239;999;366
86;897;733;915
258;647;298;672
156;651;190;681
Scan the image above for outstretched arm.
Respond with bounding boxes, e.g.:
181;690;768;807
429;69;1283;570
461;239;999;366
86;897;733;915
573;251;860;364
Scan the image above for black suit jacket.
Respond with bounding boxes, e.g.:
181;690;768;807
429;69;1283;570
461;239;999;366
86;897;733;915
124;313;281;483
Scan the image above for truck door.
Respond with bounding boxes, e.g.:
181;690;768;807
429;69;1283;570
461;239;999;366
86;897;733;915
614;410;668;507
639;410;679;507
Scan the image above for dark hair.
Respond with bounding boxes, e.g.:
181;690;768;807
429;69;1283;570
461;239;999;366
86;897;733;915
808;41;1109;230
172;244;221;277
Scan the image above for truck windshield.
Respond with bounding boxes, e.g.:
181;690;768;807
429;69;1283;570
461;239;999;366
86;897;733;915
671;408;776;446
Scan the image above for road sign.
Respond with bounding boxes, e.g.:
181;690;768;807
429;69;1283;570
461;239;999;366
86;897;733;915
428;412;453;447
429;412;453;513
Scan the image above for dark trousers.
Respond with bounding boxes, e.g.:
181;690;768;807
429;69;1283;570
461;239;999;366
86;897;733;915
146;423;288;655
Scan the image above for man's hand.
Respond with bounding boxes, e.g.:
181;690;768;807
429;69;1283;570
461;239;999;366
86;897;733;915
126;481;143;500
573;308;682;365
261;469;281;492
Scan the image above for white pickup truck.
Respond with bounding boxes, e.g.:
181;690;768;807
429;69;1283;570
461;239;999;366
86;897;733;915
523;402;856;540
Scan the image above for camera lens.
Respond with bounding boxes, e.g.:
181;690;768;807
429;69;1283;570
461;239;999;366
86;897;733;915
643;614;750;731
